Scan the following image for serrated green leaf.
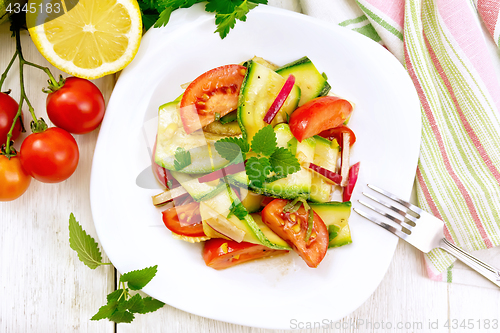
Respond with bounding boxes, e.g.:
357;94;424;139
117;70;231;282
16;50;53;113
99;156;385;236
140;297;165;314
245;157;271;188
251;125;277;156
91;302;118;321
107;289;125;303
109;310;135;323
117;293;145;314
68;213;104;269
153;7;174;28
214;137;249;162
173;147;192;171
268;147;301;177
120;265;158;291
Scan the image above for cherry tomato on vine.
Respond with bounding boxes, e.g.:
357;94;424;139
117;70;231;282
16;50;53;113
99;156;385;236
0;155;31;201
0;92;22;145
46;77;105;135
19;127;79;183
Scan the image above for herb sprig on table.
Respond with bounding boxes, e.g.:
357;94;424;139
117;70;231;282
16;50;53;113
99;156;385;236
138;0;268;38
69;214;165;323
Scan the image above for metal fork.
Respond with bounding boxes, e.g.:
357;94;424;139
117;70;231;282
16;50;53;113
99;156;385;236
354;184;500;288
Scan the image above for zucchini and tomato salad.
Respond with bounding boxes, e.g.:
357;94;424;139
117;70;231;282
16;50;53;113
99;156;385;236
151;56;360;270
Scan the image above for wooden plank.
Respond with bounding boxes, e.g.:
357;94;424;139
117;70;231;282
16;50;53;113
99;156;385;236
0;23;115;332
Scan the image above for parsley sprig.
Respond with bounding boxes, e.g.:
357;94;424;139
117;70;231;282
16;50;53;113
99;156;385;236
138;0;268;38
173;147;192;171
69;214;165;323
214;125;301;188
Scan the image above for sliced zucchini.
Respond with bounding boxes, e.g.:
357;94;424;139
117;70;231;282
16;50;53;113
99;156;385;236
251;213;290;249
275;56;331;106
309;136;341;202
170;171;225;202
238;60;300;144
220;111;237;124
310;201;352;248
155;100;237;174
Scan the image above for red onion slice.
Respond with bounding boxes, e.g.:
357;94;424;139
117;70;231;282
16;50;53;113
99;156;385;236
263;74;295;124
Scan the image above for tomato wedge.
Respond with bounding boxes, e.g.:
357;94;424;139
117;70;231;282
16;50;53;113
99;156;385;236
289;96;353;142
261;199;328;268
162;201;204;237
180;64;246;134
318;125;356;148
202;238;288;270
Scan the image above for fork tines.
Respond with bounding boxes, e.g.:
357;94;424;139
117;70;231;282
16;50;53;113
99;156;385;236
354;184;418;238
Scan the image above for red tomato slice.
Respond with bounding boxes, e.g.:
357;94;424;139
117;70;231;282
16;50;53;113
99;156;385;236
180;64;246;134
261;199;329;268
318;125;356;148
289;96;353;142
162;201;205;237
202;238;288;270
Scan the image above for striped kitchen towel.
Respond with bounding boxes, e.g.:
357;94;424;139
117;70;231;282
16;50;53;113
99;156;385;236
299;0;500;286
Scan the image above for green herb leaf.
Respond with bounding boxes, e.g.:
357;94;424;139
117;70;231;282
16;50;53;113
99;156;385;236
268;147;301;178
120;265;158;291
328;225;340;242
305;208;314;243
173;147;191;170
214;137;249;162
153;7;174;28
140;297;165;314
118;294;145;314
251;125;276;156
227;201;248;220
109;310;135;323
107;289;125;303
245;156;271;188
69;213;105;269
91;302;118;321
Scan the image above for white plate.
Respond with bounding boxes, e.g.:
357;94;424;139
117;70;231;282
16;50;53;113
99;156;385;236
90;4;421;330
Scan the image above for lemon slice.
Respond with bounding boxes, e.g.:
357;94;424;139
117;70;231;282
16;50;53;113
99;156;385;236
27;0;142;79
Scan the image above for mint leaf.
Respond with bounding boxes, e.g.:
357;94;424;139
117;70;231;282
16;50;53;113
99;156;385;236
120;265;158;291
118;294;145;314
69;213;106;269
251;125;276;156
227;201;248;220
91;302;118;321
140;297;165;314
214;137;249;162
246;156;271;188
268;147;301;178
109;310;135;323
107;289;125;303
173;147;191;171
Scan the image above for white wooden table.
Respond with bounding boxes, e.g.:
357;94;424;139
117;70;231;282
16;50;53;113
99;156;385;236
1;2;499;332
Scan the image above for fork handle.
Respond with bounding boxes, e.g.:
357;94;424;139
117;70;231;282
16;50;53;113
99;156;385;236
439;238;500;288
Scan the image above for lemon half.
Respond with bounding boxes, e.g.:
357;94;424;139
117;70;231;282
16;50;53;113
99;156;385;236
28;0;142;79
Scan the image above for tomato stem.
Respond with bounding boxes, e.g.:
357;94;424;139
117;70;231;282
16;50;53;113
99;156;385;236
0;51;17;92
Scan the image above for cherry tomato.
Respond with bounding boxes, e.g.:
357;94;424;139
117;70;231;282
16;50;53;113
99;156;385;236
202;238;288;270
19;127;79;183
289;96;353;142
180;64;246;134
318;125;356;148
261;199;329;268
0;155;31;201
162;201;205;237
0;92;22;145
46;77;105;134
